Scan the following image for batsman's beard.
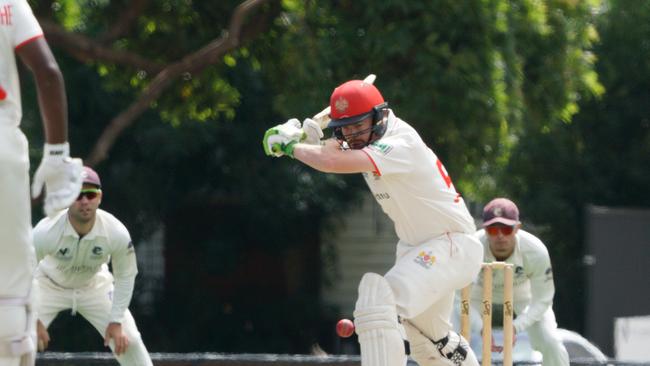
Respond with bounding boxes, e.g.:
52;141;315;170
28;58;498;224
343;127;374;149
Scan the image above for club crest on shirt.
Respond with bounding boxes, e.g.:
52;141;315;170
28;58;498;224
515;265;524;276
414;251;436;269
369;141;393;155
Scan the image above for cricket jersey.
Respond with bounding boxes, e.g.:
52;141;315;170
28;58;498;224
361;110;476;245
33;209;138;323
0;0;43;126
470;228;556;333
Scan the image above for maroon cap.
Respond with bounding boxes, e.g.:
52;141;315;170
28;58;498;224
82;166;101;188
482;198;520;227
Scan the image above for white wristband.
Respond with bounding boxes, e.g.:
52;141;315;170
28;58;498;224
43;142;70;159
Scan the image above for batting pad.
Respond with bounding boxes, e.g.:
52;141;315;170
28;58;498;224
353;273;406;366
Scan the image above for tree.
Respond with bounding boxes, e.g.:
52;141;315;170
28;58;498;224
499;0;650;333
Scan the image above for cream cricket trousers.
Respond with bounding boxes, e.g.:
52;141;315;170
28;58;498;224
35;273;153;366
527;308;570;366
0;126;36;366
385;232;484;342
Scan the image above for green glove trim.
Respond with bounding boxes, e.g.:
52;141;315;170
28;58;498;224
262;128;279;156
284;140;298;158
271;140;298;158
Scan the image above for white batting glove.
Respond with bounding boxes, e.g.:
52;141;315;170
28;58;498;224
301;118;323;145
262;119;306;158
31;143;84;217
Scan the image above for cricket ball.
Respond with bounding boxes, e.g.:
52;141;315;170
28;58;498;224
336;318;355;338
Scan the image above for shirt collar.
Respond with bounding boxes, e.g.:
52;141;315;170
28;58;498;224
63;211;103;241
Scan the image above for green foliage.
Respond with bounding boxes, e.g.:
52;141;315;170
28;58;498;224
258;0;602;201
498;0;650;332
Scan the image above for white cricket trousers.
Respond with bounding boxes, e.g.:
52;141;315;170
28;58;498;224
35;273;153;366
0;126;36;366
385;232;484;342
528;308;570;366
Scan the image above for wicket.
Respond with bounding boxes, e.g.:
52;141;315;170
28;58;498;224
460;262;514;366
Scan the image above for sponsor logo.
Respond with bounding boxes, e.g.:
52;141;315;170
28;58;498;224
57;247;71;258
370;142;393;155
374;192;390;201
334;97;348;113
414;251;436;269
493;207;503;217
92;246;103;256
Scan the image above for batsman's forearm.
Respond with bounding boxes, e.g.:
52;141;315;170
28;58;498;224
36;67;68;144
293;144;337;173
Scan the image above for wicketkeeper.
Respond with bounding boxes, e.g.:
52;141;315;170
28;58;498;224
471;198;569;366
263;78;483;366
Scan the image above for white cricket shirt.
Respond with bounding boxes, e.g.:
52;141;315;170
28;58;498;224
470;228;556;333
361;111;476;245
33;209;139;323
0;0;43;126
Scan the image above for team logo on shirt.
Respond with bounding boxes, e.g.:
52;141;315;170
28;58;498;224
369;141;393;155
414;251;436;269
92;246;103;256
515;265;524;276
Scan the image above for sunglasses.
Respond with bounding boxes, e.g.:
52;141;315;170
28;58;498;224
76;188;101;201
486;225;515;236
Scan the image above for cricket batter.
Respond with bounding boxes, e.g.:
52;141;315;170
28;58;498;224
472;198;569;366
263;79;484;366
1;1;82;365
33;167;153;366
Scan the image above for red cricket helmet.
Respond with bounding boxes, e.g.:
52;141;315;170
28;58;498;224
327;80;387;128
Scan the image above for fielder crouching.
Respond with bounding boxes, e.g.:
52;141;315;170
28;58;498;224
32;167;153;366
263;79;483;365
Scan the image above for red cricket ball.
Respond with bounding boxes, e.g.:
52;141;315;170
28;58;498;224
0;86;6;101
336;318;355;338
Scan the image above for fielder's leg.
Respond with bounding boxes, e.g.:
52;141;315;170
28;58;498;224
78;278;153;366
353;273;407;366
526;309;570;366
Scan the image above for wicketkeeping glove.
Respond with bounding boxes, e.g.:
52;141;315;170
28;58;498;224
31;143;84;217
263;119;306;158
301;118;323;145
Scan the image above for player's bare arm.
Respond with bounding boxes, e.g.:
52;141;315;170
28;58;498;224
16;37;67;144
293;139;375;174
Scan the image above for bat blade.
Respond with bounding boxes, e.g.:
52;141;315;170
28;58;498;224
313;74;377;129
